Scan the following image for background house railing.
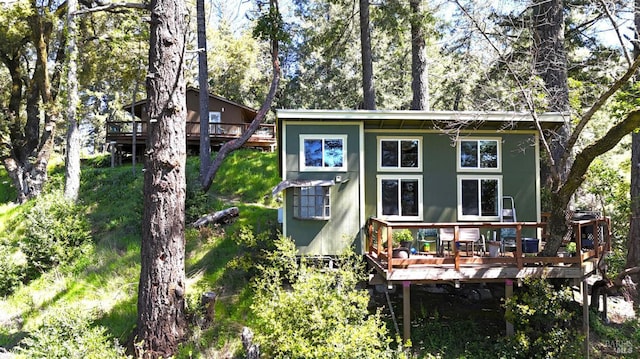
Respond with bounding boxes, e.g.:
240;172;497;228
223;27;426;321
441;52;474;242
106;120;276;141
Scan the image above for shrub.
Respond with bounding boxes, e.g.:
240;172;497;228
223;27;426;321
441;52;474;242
0;245;25;296
251;236;396;359
19;191;92;278
497;278;583;358
16;307;128;359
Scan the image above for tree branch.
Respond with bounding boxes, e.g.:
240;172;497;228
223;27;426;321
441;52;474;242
562;55;640;161
73;2;148;15
560;109;640;200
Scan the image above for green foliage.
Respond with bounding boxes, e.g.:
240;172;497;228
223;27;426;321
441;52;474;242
392;229;413;247
20;191;92;278
411;311;498;358
499;278;583;358
0;244;25;296
0;167;17;204
251;237;394;358
16;307;128;359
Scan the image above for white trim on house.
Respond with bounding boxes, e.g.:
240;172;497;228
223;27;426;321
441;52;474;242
456;137;502;173
376;174;424;221
377;136;423;172
456;174;503;221
299;134;348;172
277;109;566;125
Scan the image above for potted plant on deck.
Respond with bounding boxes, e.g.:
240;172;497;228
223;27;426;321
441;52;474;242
391;229;413;258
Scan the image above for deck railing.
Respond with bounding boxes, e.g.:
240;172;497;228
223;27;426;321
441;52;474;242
106;120;276;141
367;217;611;275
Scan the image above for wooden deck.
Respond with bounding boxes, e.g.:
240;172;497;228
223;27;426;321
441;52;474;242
106;120;277;152
366;217;610;285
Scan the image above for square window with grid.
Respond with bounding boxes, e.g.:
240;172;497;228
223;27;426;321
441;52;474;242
293;186;331;220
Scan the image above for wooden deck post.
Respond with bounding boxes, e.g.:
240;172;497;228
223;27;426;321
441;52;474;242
583;278;590;359
403;281;411;344
505;279;514;336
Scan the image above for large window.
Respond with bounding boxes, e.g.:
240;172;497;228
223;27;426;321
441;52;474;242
377;175;423;220
378;137;421;171
300;135;347;172
457;176;501;220
457;138;500;171
293;186;331;220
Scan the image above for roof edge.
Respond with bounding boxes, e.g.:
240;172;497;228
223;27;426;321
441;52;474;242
276;109;566;123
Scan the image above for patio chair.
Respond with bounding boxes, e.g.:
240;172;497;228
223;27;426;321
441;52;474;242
417;228;439;253
439;228;485;256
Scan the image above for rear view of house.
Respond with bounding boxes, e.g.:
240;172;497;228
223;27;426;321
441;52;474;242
275;109;564;255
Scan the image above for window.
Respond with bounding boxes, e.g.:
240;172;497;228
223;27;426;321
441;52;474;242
293;186;330;220
377;175;423;220
457;176;501;220
300;135;347;171
457;138;500;171
378;137;421;171
208;111;221;123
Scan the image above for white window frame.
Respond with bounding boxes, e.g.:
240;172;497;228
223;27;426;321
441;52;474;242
456;137;501;172
293;186;331;220
299;134;347;172
457;175;502;221
377;136;422;172
376;175;423;221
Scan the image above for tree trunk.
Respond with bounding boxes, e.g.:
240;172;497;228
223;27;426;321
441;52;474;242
409;0;429;111
627;0;640;273
136;0;188;356
533;0;571;254
197;0;211;175
64;0;81;202
359;0;376;110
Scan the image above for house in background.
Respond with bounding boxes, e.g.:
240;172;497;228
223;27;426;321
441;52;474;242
107;87;276;158
275;109;566;256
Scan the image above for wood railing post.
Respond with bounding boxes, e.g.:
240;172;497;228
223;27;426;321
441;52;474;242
515;224;523;269
387;226;393;274
454;225;460;271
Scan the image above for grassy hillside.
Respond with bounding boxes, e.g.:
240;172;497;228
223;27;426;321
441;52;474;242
0;149;281;357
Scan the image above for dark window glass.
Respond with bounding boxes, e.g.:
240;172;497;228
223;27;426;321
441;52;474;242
461;179;479;215
400;179;419;216
381;141;399;167
400;140;419;168
480;179;498;216
460;141;478;168
381;179;399;216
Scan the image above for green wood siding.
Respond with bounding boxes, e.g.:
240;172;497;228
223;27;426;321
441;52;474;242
282;122;362;255
364;131;539;224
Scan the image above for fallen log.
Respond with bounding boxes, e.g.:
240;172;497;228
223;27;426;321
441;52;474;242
192;207;239;228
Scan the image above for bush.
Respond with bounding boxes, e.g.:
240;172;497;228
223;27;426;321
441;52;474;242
0;245;25;296
19;192;92;278
16;307;128;359
251;237;396;359
497;278;583;358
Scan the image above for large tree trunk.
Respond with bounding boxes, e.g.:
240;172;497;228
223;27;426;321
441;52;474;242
627;0;640;274
409;0;429;111
197;0;211;175
4;7;60;204
135;0;188;356
359;0;376;110
64;0;81;202
533;0;571;255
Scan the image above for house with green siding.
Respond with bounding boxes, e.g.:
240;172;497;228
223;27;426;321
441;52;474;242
274;110;564;256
